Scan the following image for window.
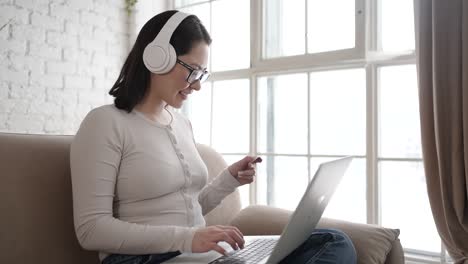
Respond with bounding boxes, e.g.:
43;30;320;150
378;65;440;254
164;0;445;262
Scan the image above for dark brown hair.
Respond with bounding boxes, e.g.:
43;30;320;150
109;10;212;112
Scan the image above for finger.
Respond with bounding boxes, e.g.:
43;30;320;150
238;170;255;177
239;156;254;167
214;231;238;251
221;227;245;249
248;157;261;167
239;156;253;166
230;229;245;249
238;175;254;181
238;174;255;180
252;157;262;163
231;226;244;238
211;243;227;256
238;174;255;183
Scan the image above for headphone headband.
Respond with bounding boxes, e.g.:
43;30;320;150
153;11;190;47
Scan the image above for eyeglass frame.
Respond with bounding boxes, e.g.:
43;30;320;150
176;59;210;84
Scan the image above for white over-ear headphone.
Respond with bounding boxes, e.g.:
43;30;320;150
143;11;190;74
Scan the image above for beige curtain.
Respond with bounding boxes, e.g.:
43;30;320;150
414;0;468;263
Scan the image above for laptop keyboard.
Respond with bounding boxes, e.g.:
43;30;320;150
209;238;278;264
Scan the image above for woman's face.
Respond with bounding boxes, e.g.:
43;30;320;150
150;41;209;109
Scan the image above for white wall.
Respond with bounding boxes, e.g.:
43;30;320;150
130;0;168;44
0;0;130;134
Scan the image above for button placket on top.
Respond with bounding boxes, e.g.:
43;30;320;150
165;126;193;225
182;163;191;178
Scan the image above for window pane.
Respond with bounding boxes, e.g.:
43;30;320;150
223;154;250;208
179;3;211;34
379;65;421;158
307;0;355;53
257;74;308;154
312;157;366;223
256;156;309;210
212;79;250;153
380;161;441;253
211;0;250;71
380;0;415;52
175;0;206;8
309;69;366;155
263;0;305;58
181;82;212;146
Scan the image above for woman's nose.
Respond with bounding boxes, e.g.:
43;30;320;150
190;80;201;91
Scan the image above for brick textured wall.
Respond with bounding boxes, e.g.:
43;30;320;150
0;0;131;134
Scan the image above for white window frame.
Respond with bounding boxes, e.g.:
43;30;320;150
162;0;450;263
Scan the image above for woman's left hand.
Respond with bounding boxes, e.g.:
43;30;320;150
228;156;259;185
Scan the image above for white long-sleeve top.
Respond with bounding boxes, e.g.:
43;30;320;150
70;104;240;261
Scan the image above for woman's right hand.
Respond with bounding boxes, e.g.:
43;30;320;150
192;225;245;255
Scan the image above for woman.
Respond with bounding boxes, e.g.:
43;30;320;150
70;10;357;264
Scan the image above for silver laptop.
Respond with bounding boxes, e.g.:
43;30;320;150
165;157;353;264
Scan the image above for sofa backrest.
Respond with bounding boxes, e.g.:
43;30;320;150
0;133;241;264
196;143;242;226
0;133;98;263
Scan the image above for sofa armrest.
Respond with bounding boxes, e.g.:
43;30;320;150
385;239;405;264
230;205;404;264
230;205;291;235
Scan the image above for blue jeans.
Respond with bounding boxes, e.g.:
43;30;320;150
102;229;356;264
101;251;181;264
279;229;356;264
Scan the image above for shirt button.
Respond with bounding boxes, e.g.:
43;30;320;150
178;153;184;159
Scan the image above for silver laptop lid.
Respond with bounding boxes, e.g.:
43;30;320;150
266;157;353;264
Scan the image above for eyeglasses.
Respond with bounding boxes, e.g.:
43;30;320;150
176;59;210;84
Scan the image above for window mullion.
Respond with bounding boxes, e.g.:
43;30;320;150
307;71;311;182
251;0;262;67
304;0;308;54
366;0;379;226
249;0;261;206
209;1;213;72
249;74;258;205
366;0;378;52
265;77;276;206
355;0;366;55
366;64;379;225
167;0;174;10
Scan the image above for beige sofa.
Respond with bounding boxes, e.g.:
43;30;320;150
0;133;404;264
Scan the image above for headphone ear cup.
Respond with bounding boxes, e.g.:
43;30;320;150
164;44;177;74
143;11;189;74
143;43;169;74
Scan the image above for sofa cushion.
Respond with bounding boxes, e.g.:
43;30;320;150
317;218;400;264
230;205;400;264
